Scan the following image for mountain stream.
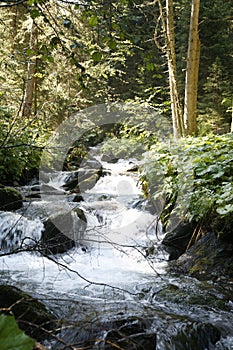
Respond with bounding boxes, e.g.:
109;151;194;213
0;157;232;349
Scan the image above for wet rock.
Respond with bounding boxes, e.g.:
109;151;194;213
155;283;228;310
172;322;221;349
25;192;41;199
126;163;139;172
0;186;23;211
162;221;196;260
103;319;156;350
172;232;233;279
62;175;80;190
77;173;101;192
31;185;41;192
82;158;103;172
101;154;119;163
26;184;64;200
63;159;103;192
73;194;84;202
40;208;87;254
40;184;64;195
0;285;57;341
131;198;146;210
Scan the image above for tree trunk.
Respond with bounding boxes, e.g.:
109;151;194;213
231;100;233;132
184;0;200;135
155;0;184;138
22;19;37;118
165;0;184;138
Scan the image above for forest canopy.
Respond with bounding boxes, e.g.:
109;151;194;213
0;0;232;182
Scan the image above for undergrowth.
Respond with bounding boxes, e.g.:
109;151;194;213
140;133;233;241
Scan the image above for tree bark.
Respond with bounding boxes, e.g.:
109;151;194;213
184;0;200;135
155;0;184;138
22;19;37;118
165;0;184;138
231;100;233;133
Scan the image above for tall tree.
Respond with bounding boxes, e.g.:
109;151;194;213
231;101;233;133
22;18;38;118
155;0;201;137
155;0;184;138
183;0;200;135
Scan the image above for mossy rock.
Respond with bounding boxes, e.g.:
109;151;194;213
0;187;23;211
172;232;233;280
156;284;227;310
0;285;57;341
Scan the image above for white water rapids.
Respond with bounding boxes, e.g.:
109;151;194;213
0;159;167;294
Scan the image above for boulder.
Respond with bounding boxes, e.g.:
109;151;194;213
101;154;119;163
40;208;87;255
82;158;103;172
63;159;103;192
76;173;101;192
25;184;65;200
0;285;56;341
0;186;23;211
40;184;65;195
73;194;84;202
162;221;196;260
172;232;233;279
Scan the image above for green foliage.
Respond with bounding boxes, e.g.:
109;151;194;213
0;0;232;185
198;58;232;134
172;0;232;133
0;314;35;350
140;134;233;239
101;136;149;160
0;108;43;184
99;103;170;160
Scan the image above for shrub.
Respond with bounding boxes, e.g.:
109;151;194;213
140;133;233;241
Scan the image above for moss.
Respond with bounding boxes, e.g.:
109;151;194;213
172;232;233;280
156;283;229;311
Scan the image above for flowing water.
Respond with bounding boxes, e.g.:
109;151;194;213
0;158;232;349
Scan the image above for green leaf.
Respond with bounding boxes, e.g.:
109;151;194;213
107;39;117;50
89;16;98;27
146;63;154;71
30;8;41;19
0;314;35;350
92;51;102;62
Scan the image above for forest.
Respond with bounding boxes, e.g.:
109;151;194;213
0;0;233;349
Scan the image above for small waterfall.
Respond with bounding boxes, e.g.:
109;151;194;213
0;211;44;252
